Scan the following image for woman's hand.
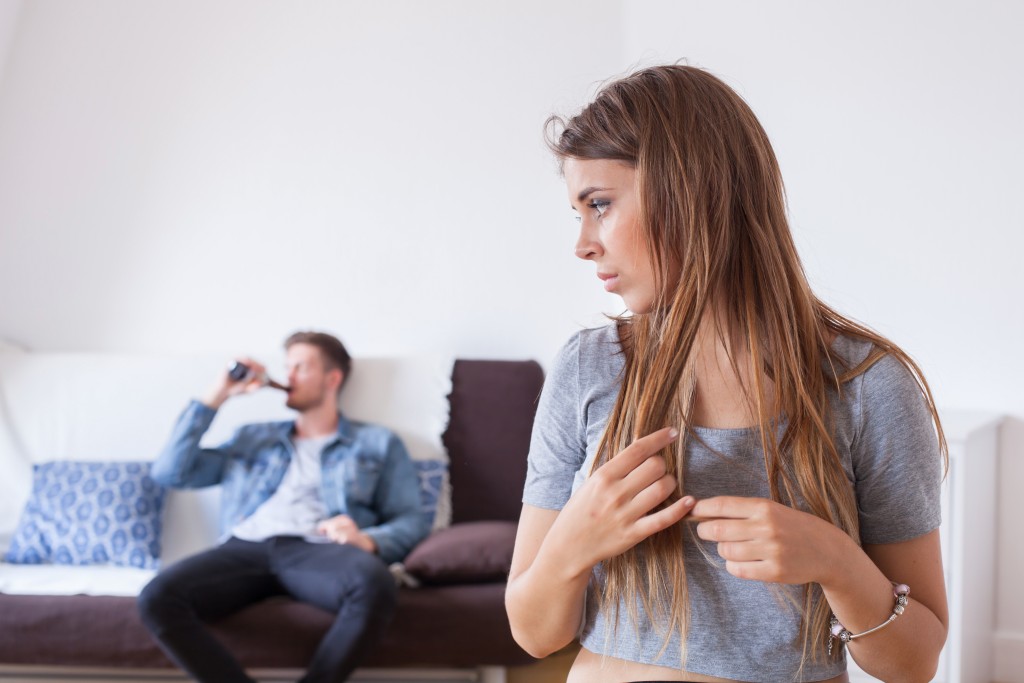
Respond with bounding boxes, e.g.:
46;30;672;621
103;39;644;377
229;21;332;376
691;496;853;586
545;427;696;578
507;427;695;658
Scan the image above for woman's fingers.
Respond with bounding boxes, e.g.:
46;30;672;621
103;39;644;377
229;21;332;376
714;540;765;562
695;517;759;542
621;453;669;493
601;427;678;480
626;472;677;515
634;495;695;537
558;427;685;562
690;495;764;521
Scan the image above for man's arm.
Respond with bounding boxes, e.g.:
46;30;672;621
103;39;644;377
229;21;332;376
359;434;431;564
151;400;233;488
152;359;266;488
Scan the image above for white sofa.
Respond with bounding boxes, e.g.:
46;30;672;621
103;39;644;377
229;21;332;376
0;348;503;682
0;348;454;564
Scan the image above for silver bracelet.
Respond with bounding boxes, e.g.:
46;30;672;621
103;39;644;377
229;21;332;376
828;582;910;657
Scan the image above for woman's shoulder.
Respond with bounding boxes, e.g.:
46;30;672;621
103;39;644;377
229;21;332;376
553;322;621;360
578;320;620;347
573;322;625;379
547;323;624;396
828;333;875;371
827;334;935;450
828;333;919;395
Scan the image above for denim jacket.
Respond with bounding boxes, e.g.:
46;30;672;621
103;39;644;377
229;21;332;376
152;400;430;564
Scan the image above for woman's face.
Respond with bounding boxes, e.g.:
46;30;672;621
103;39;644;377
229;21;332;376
564;157;657;314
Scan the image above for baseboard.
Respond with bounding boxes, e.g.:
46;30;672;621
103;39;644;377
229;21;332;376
0;665;500;683
994;631;1024;683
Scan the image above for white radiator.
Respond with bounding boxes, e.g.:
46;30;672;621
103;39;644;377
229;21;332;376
848;410;1001;683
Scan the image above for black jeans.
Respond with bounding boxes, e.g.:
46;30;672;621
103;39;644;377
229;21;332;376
138;536;397;683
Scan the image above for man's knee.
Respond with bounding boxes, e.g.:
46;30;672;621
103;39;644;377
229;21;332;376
347;553;398;612
137;573;188;631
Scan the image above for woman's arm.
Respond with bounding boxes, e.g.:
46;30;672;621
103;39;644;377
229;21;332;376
505;505;589;657
506;427;694;658
692;497;947;682
835;530;947;682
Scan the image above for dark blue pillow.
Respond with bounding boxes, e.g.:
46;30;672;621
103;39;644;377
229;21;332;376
4;461;166;569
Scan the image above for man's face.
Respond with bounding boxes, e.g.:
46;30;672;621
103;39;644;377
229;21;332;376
283;343;339;412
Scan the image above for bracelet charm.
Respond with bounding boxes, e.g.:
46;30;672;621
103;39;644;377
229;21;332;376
828;582;910;657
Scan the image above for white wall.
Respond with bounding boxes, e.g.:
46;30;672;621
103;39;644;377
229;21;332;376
0;0;622;359
0;1;22;84
1;1;1022;679
624;0;1024;417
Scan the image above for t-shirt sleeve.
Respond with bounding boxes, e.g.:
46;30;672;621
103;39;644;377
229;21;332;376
522;331;588;510
853;353;943;544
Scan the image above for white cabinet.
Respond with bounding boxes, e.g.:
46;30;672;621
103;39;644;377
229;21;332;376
848;410;1001;683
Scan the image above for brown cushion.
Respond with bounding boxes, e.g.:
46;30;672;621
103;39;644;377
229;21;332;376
404;521;517;585
442;360;544;524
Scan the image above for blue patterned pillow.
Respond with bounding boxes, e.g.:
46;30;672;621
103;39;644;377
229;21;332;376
413;459;447;529
4;461;166;569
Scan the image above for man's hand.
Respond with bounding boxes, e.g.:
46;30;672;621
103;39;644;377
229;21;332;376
317;514;377;554
201;357;267;410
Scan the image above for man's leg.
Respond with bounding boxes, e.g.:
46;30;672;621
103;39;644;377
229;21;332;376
138;537;283;683
270;538;398;683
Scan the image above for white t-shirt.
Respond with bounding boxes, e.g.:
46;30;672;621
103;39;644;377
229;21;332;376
231;434;335;543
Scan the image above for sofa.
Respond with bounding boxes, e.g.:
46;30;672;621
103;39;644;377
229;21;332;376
0;349;544;682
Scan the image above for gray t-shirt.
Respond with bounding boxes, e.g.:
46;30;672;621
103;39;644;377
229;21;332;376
522;324;942;682
232;434;335;543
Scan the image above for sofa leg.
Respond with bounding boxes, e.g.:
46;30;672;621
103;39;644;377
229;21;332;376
477;667;506;683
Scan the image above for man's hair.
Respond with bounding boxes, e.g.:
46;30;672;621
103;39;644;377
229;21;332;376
284;331;352;383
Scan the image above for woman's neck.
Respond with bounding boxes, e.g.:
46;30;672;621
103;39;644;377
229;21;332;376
689;316;773;430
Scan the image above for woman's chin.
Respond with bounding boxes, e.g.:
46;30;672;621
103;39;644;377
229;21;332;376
622;299;654;316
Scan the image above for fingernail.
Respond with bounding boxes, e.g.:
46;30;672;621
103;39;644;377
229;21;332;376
668;428;679;439
682;496;695;506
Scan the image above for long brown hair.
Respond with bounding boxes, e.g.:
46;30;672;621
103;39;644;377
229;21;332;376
547;65;947;667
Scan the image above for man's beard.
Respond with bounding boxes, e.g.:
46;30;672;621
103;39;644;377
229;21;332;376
286;390;323;413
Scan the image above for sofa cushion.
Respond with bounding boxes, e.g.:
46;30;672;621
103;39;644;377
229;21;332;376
0;584;536;669
442;360;544;524
403;521;516;585
4;461;165;569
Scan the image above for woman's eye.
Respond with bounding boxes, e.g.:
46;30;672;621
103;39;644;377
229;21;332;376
573;200;609;223
588;200;610;218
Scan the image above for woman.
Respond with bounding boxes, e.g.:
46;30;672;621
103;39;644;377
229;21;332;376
505;65;948;683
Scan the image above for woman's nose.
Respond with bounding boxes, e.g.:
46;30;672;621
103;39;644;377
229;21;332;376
574;223;602;260
574;244;596;259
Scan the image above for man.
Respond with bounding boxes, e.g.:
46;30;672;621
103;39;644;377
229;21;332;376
138;331;429;683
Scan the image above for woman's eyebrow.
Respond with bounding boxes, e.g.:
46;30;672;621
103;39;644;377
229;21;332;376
570;186;612;209
577;186;610;202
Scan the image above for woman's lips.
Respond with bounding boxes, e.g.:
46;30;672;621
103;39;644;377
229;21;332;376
597;272;619;292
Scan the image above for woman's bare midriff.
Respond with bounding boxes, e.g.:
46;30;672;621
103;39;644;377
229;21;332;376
567;647;851;683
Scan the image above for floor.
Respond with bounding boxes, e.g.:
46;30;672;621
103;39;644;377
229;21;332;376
0;652;583;683
507;645;578;683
